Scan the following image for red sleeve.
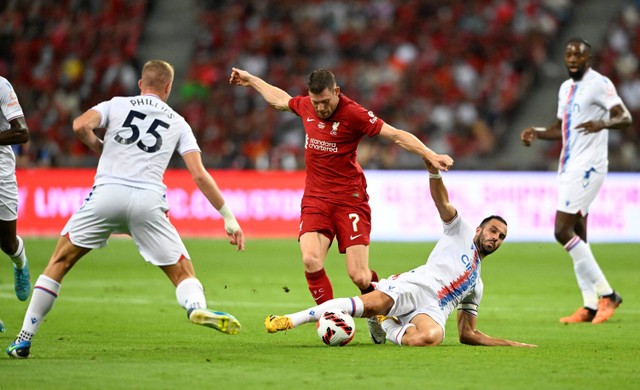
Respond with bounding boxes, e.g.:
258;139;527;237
288;96;304;117
344;99;384;137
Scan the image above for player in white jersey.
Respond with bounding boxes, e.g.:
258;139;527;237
7;61;246;359
264;161;536;347
521;38;632;325
0;76;31;303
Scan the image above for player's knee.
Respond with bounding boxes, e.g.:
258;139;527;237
301;252;324;270
348;270;371;289
405;328;443;347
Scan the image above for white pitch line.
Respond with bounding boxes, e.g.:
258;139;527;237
1;291;638;313
0;292;308;309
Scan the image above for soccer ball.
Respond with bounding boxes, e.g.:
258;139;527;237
316;309;356;346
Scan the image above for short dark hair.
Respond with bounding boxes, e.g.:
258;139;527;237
307;69;336;94
567;37;592;51
479;215;507;228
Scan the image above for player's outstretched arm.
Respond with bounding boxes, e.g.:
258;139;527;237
378;123;453;171
229;67;293;112
72;109;104;154
182;151;245;251
424;160;457;223
521;118;563;146
457;310;537;347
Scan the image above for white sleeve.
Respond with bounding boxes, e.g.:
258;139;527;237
91;100;111;128
176;120;201;155
442;213;463;236
0;79;24;121
598;77;624;110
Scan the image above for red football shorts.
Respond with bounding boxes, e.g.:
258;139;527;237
299;196;372;253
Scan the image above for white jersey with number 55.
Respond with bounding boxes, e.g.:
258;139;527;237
91;94;200;194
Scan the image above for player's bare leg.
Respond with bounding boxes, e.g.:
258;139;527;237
346;244;385;343
300;232;333;303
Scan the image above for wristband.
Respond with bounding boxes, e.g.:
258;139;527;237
533;127;545;132
429;172;442;179
218;204;240;233
218;203;235;220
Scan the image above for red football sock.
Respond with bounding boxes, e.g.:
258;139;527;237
305;268;333;304
359;269;378;295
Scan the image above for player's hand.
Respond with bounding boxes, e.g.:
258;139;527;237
227;228;245;252
520;127;537;146
576;120;604;134
423;158;438;174
229;67;252;87
223;215;245;251
428;153;453;172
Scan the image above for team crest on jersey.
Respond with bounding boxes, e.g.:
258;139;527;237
331;122;340;136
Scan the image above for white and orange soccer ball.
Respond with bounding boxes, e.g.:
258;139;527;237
316;309;356;346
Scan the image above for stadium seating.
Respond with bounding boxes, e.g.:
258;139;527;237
15;1;634;171
183;0;575;170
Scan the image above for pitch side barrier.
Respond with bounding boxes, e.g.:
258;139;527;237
15;169;640;242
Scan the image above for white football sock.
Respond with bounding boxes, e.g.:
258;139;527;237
9;236;27;269
175;277;206;311
585;242;614;296
565;237;612;309
382;320;415;345
19;275;61;339
288;297;364;327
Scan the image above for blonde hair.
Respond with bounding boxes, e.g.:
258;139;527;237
140;60;174;92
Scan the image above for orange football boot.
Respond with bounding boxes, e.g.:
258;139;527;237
592;292;623;324
559;307;596;323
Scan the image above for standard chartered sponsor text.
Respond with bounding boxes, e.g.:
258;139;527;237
307;137;338;152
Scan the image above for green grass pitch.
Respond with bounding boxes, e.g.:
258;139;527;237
1;238;638;389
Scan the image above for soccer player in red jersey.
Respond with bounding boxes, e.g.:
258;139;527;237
230;67;453;343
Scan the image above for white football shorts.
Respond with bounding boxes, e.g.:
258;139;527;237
0;177;18;221
377;270;447;337
556;168;605;215
62;184;190;266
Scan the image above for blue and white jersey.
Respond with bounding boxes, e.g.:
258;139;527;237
0;77;24;179
414;214;483;318
91;94;200;194
556;68;623;174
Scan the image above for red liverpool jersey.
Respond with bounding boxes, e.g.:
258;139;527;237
289;93;384;203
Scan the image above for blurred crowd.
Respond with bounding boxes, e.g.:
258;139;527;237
593;1;640;170
2;0;637;171
1;0;149;168
186;0;573;170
